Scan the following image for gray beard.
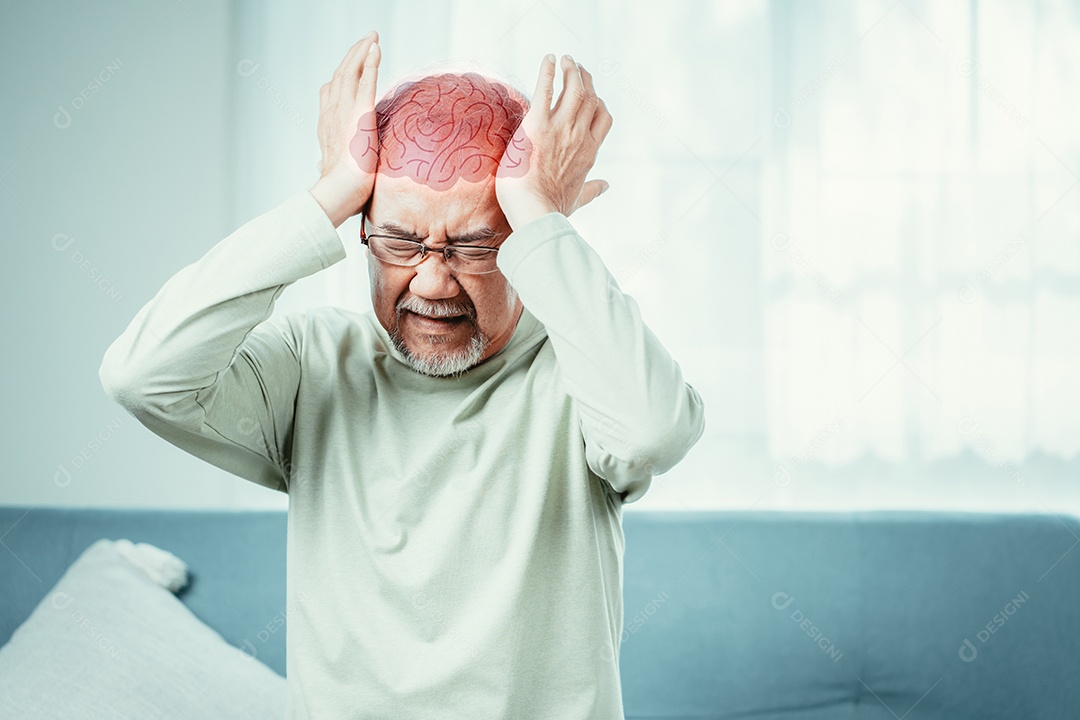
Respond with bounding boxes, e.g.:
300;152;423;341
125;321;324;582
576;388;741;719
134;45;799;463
388;319;490;379
386;282;518;379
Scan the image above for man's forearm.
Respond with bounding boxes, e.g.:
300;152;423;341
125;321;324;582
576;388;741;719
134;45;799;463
99;190;346;414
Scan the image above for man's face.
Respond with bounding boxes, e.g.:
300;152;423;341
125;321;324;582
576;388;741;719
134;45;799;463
365;173;524;378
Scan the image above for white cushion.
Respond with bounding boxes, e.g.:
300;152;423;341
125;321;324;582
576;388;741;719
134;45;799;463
0;538;285;719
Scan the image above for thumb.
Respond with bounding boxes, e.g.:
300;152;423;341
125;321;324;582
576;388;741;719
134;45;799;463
572;179;610;214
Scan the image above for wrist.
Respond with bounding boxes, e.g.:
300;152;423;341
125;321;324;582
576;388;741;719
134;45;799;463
499;194;560;231
309;174;365;229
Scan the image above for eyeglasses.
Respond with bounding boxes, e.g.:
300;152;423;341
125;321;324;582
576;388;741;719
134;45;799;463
360;214;502;275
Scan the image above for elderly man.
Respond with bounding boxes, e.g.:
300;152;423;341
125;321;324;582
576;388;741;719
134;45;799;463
99;30;704;720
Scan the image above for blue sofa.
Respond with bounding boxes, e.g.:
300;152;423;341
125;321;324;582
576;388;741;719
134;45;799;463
2;506;1078;718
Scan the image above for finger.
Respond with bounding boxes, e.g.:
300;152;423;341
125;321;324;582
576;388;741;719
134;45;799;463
552;55;585;118
334;31;379;81
578;62;596;97
328;35;370;112
589;96;613;142
571;178;610;215
357;41;381;110
531;53;557;112
333;31;380;105
574;63;600;130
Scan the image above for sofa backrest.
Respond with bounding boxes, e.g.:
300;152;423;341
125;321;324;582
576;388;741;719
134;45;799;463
0;506;288;674
2;507;1078;718
620;510;1080;719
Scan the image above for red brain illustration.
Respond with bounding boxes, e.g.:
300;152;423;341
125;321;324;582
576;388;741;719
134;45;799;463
351;72;530;192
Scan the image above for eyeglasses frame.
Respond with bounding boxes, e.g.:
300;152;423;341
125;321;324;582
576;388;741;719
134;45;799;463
360;213;503;276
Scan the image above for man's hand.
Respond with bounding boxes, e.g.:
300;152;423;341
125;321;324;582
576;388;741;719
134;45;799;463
495;54;614;231
309;31;382;228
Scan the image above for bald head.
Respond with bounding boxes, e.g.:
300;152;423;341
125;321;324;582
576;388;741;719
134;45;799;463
365;72;530;191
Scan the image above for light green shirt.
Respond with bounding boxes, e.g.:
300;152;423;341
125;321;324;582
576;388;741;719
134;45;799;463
100;189;706;719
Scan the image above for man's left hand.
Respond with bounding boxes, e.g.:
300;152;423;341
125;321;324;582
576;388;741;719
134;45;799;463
495;54;614;230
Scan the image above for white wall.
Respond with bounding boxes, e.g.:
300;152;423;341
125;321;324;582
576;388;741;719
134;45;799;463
0;0;287;509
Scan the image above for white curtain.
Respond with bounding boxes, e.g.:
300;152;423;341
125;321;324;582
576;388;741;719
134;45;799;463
231;0;1080;512
765;0;1080;463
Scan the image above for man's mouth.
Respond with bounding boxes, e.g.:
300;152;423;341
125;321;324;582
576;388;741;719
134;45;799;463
407;310;468;329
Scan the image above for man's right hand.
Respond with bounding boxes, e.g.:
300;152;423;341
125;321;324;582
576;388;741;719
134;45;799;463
309;31;381;229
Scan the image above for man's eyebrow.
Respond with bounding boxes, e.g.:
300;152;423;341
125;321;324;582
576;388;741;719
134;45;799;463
376;221;500;244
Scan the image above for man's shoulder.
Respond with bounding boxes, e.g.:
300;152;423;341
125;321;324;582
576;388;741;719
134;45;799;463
267;305;380;351
301;304;372;324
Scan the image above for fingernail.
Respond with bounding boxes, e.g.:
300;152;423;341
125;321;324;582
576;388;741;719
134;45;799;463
364;30;374;39
545;53;555;64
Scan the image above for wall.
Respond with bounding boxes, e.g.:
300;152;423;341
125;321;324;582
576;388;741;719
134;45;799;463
0;0;288;508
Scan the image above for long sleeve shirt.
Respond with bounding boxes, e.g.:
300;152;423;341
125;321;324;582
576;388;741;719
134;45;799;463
99;188;706;720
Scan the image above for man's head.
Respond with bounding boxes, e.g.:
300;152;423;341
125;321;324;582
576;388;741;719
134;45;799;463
363;71;531;379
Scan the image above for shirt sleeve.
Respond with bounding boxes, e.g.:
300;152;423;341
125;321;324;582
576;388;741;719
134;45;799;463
495;212;706;504
98;190;348;493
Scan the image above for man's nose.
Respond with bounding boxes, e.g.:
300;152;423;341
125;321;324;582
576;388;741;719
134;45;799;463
408;251;461;299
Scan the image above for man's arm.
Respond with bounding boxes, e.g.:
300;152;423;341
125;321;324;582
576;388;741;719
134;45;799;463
495;56;705;503
100;32;381;491
98;190;347;492
495;213;706;504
